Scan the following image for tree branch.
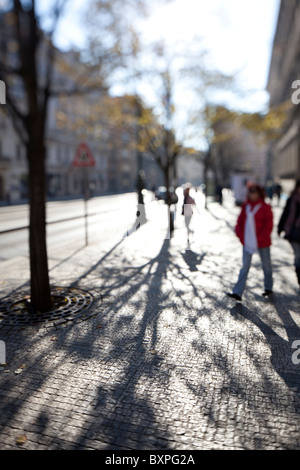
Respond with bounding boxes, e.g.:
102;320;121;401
5;93;28;146
42;0;71;119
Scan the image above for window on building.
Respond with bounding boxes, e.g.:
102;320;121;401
57;146;62;163
64;146;69;163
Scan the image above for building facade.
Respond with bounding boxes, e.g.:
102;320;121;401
210;115;269;189
0;10;164;204
0;109;27;202
0;83;163;203
267;0;300;191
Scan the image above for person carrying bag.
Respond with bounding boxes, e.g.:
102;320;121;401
278;180;300;288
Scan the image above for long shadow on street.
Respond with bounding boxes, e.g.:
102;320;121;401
1;205;300;449
72;237;174;449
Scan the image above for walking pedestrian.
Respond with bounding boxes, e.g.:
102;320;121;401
273;180;282;206
278;179;300;289
227;183;274;301
182;185;195;245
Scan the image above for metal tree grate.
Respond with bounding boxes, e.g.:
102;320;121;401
0;286;95;328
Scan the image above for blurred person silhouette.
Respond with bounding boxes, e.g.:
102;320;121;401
266;181;274;202
273;180;282;206
182;184;195;245
227;183;274;301
216;185;223;205
278;179;300;289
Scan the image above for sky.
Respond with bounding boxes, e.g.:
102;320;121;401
25;0;281;148
50;0;281;114
139;0;280;102
0;0;280;111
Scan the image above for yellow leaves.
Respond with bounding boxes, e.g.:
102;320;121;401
14;364;26;375
205;101;291;144
56;111;68;130
137;143;146;153
138;113;152;127
205;105;236;125
212;131;234;145
16;435;27;446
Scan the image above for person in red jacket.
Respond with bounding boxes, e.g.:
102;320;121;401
227;183;274;301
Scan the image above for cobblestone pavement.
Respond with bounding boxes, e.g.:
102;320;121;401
0;193;300;450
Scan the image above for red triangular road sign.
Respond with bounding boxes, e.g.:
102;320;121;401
72;142;96;167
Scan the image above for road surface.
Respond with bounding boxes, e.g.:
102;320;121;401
0;193;148;261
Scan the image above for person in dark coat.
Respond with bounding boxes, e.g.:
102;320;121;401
227;183;274;301
278;180;300;288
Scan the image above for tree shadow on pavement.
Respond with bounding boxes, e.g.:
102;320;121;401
182;250;206;272
69;218;149;293
65;233;237;450
234;297;300;393
205;204;236;231
69;236;175;449
2;217;300;450
0;232;174;450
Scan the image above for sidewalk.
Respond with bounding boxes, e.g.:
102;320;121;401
0;195;300;450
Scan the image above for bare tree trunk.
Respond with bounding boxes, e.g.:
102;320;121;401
202;144;213;209
27;127;51;313
164;166;174;234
